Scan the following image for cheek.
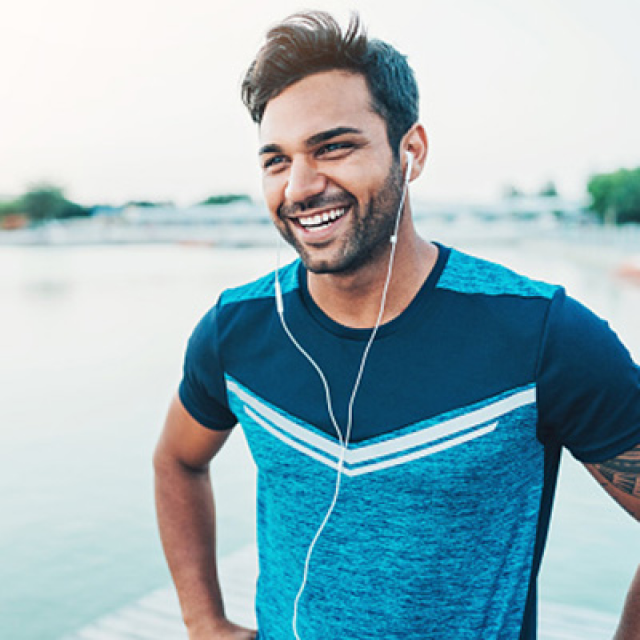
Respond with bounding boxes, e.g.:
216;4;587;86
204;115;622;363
347;168;391;204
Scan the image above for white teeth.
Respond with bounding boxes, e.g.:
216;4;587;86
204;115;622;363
298;207;346;228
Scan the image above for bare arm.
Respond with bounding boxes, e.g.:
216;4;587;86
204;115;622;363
153;394;256;640
614;565;640;640
585;442;640;521
584;442;640;639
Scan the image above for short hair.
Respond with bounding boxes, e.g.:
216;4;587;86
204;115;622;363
241;11;419;157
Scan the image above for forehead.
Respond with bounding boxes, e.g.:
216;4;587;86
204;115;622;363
259;70;385;147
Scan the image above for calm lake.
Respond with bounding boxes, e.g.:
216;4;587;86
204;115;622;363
1;236;639;639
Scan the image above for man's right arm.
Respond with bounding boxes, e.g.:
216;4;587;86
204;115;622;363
153;394;257;640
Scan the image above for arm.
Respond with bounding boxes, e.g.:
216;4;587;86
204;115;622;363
614;565;640;640
585;442;640;521
153;394;257;640
585;443;640;640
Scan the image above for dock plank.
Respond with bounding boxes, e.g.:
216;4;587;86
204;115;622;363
64;545;257;640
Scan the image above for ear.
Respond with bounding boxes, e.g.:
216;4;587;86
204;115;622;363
401;124;428;182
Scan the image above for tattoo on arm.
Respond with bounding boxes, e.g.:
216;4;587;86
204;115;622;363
592;443;640;498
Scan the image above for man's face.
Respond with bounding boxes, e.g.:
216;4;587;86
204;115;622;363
259;71;403;275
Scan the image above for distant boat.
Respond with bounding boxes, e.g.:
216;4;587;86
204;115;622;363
617;255;640;283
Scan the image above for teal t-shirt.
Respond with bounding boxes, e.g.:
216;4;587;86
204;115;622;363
180;245;640;639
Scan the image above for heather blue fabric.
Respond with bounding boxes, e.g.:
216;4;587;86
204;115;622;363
179;245;640;639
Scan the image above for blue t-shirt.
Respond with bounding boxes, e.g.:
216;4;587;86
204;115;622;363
179;245;640;639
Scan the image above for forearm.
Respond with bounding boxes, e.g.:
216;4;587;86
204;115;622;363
154;454;228;636
615;565;640;640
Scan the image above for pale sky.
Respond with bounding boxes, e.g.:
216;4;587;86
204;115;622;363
1;0;639;207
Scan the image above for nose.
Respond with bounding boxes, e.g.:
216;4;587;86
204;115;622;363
284;156;326;207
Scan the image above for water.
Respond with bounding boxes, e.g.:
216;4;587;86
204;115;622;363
0;246;263;639
1;239;638;639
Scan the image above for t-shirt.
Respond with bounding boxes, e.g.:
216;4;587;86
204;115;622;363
179;245;640;639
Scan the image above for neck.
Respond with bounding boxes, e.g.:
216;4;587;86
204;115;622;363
307;225;438;329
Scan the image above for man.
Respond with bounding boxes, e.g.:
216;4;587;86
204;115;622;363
154;11;640;640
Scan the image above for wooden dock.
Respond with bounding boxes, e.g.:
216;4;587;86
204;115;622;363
63;546;257;640
64;544;617;639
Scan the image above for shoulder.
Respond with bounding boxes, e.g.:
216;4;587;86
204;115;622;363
185;261;300;347
437;248;559;300
219;259;300;310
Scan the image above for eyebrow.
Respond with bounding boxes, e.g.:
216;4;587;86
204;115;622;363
306;126;363;147
258;126;364;156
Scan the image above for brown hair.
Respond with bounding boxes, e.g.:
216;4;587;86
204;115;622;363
241;11;419;156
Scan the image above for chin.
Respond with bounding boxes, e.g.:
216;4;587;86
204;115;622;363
301;251;371;276
297;253;336;274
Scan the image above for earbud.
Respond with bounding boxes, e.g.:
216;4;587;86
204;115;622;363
404;151;413;184
274;274;284;314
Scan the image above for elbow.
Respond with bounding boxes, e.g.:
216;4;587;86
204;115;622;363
152;438;172;477
153;436;210;478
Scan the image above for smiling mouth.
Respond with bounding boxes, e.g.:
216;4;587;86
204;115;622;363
294;207;348;233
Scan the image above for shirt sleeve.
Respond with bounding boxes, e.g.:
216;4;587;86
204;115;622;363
536;288;640;462
178;302;238;431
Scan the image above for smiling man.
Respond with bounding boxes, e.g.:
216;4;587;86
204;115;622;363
259;73;415;279
153;11;640;640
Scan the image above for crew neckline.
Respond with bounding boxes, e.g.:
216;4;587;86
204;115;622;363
297;243;450;340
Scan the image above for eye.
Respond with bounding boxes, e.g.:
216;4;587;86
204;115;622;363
316;141;355;157
262;155;288;173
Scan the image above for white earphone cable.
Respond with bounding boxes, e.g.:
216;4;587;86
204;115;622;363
275;153;412;640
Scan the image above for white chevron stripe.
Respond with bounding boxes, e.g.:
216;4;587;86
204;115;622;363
349;387;534;463
228;379;535;469
348;422;497;476
245;406;343;473
244;406;497;476
229;380;344;459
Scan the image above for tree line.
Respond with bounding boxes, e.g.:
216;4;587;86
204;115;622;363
587;168;640;225
0;184;88;225
0;184;252;228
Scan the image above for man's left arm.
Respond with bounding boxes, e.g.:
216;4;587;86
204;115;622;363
585;443;640;640
586;442;640;520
